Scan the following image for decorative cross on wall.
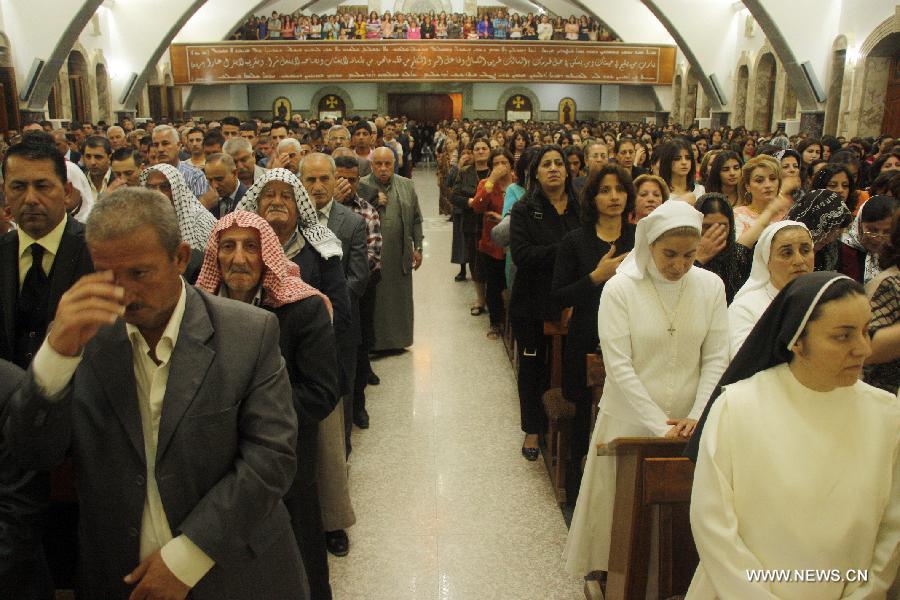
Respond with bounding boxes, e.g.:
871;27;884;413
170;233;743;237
512;96;525;109
325;96;339;108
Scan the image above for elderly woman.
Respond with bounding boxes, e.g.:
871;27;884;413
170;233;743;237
139;162;217;251
839;195;899;283
787;189;852;271
728;220;814;356
631;174;669;222
565;200;729;580
686;273;899;599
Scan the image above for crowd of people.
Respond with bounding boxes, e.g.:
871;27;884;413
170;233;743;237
233;9;619;42
433;117;899;595
0;109;898;599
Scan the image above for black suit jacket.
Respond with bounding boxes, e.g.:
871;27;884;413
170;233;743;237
0;360;50;600
0;217;94;366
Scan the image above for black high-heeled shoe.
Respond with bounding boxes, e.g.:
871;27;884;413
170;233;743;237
521;447;539;461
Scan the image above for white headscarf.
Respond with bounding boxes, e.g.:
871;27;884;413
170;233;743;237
617;200;703;280
139;162;217;252
733;220;809;301
236;168;343;260
66;162;93;223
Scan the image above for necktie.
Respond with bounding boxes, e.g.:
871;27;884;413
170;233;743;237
20;243;50;323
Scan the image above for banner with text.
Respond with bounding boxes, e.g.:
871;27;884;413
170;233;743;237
170;41;676;85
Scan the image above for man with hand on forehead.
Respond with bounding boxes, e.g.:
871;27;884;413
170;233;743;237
5;187;309;599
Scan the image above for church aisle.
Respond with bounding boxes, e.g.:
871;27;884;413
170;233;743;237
327;168;583;600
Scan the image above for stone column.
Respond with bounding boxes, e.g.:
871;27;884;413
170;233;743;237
799;111;825;137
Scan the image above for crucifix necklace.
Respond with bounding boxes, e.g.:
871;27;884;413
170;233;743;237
648;277;686;336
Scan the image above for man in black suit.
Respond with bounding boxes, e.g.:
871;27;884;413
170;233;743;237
0;133;94;595
202;153;248;217
0;358;51;600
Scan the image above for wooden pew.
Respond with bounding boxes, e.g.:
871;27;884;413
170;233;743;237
540;308;573;504
592;438;698;600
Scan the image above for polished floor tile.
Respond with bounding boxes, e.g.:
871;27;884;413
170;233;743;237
328;168;581;599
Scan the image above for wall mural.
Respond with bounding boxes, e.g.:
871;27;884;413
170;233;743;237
171;42;675;85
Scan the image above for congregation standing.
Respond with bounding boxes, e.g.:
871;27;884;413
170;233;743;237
0;109;898;599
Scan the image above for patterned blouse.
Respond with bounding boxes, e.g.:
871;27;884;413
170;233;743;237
865;273;899;395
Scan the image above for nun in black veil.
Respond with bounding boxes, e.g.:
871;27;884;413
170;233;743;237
684;272;900;599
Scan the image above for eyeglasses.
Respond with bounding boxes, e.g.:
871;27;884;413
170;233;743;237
862;231;888;240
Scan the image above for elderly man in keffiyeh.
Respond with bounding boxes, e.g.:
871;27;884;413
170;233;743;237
140;162;217;252
195;210;339;600
236;169;357;560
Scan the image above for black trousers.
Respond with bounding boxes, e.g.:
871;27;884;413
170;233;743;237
479;253;506;328
511;317;550;435
353;275;379;418
283;421;331;600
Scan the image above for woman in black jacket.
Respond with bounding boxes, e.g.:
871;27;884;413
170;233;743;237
551;165;635;491
509;145;581;460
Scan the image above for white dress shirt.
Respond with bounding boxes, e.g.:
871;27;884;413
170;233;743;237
32;280;215;587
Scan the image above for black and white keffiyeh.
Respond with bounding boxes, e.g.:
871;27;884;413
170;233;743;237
236;168;343;260
139;162;216;251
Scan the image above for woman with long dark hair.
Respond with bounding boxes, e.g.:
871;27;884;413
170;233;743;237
658;138;705;202
811;163;861;213
705;150;743;206
551;165;636;497
693;193;754;304
509;145;580;460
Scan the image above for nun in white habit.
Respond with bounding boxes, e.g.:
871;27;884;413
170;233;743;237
685;272;900;599
564;200;729;578
728;220;813;357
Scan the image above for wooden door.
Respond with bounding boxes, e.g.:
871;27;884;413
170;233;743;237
387;94;454;124
69;75;86;123
148;85;163;120
883;57;900;137
0;67;19;132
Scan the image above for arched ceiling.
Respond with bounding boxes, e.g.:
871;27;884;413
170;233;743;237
3;0;895;117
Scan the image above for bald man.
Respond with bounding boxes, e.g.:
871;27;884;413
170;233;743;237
359;147;423;351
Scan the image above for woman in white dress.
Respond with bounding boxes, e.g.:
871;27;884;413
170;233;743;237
564;200;729;578
728;220;813;357
685;272;900;599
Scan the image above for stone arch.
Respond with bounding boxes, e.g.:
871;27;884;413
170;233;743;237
823;35;848;136
671;73;683;126
0;32;11;68
855;31;899;137
496;87;541;119
310;86;355;118
684;69;699;127
0;32;18;130
95;61;111;124
732;58;750;128
67;49;92;123
752;52;776;132
846;15;900;138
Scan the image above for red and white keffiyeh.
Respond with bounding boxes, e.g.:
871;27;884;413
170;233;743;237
195;210;332;314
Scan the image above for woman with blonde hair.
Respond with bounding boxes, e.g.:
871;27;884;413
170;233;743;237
631;174;670;223
733;155;786;236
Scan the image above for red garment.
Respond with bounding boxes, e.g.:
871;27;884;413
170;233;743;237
471;179;506;260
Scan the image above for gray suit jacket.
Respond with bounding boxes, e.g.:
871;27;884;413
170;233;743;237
6;286;308;599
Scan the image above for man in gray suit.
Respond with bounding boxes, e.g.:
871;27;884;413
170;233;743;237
300;152;368;556
5;188;308;599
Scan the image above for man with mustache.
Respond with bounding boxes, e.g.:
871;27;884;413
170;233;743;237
0;133;94;597
5;187;309;600
360;147;424;351
196;211;338;600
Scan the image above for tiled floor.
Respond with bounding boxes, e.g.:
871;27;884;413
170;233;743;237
328;168;583;600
